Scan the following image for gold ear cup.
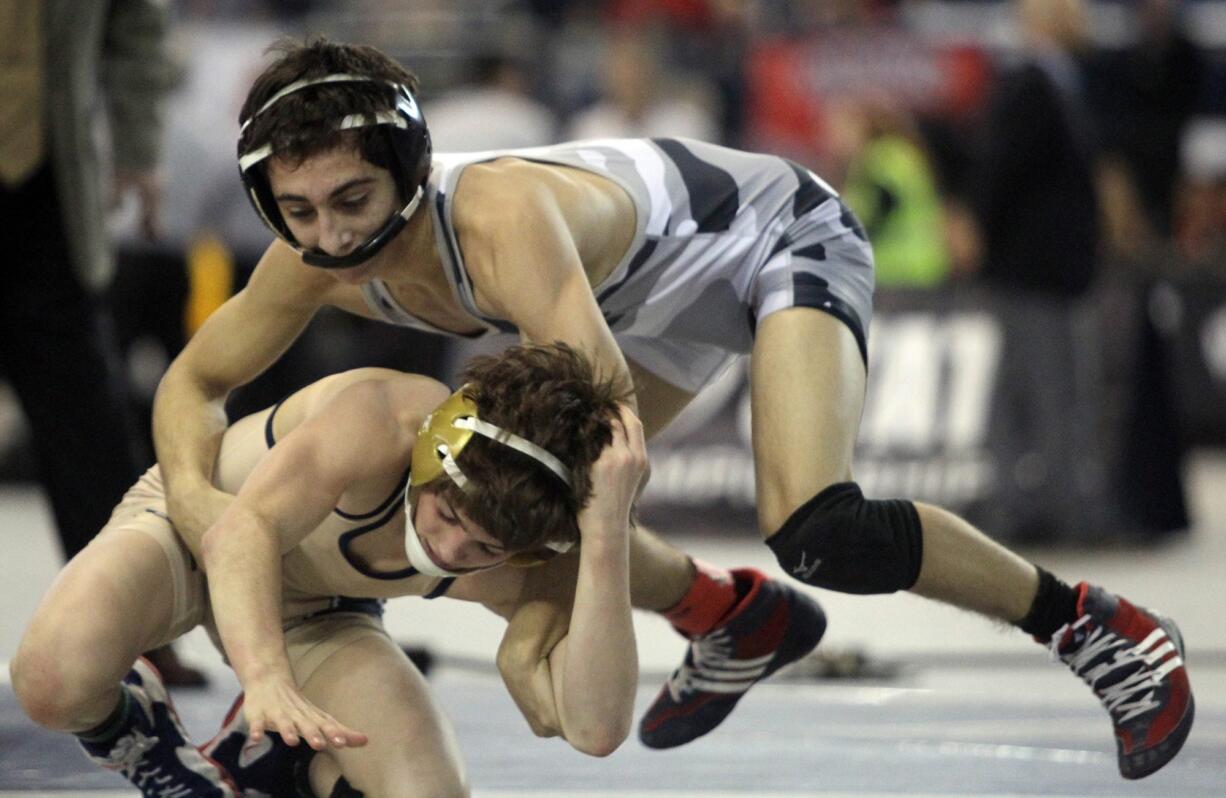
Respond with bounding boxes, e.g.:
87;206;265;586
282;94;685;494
410;387;479;487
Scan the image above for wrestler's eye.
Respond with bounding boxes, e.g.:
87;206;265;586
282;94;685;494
284;206;315;220
337;195;368;212
479;543;502;556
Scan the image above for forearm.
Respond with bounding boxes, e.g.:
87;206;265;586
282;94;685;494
201;510;293;690
153;365;229;492
152;365;236;557
555;526;636;753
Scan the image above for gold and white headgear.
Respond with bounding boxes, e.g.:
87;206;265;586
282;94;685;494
403;386;574;577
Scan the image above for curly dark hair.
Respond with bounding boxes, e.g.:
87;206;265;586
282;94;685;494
421;343;632;560
238;36;419;174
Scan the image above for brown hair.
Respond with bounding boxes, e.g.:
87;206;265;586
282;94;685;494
238;36;420;172
421;343;631;559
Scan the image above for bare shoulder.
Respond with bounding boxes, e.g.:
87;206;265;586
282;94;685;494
452;158;558;229
295;370;451;431
452;158;633;274
446;564;532;618
460;552;581;613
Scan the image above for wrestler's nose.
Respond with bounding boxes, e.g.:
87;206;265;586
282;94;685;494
317;214;356;256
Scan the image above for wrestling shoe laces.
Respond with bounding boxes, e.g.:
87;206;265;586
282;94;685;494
639;568;826;749
1049;583;1195;779
1050;616;1179;724
665;628;776;701
103;728;160;776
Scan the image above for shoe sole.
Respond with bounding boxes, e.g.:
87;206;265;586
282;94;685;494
640;587;827;749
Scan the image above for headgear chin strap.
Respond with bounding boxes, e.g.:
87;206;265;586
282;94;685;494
402;386;576;577
237;73;432;269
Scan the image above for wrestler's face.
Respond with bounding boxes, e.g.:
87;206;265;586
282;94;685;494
266;146;400;283
412;489;512;573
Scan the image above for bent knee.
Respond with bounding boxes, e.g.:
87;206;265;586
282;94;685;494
765;481;924;594
11;648;87;729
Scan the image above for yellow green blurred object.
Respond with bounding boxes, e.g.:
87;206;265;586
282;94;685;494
842;135;949;288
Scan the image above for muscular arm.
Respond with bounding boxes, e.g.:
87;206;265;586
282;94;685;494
455;164;639;413
201;377;425;748
468;407;645;756
152;242;332;555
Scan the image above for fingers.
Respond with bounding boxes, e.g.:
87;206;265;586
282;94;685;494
245;705;367;752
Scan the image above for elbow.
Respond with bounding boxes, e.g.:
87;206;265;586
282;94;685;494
567;714;631;758
199;513;242;569
199;524;224;570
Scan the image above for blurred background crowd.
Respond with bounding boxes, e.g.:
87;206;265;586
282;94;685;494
5;0;1226;571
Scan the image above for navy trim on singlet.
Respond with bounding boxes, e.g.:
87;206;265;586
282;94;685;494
434;188;517;334
424;577;455;599
296;596;386;624
652;138;739;233
264;401;284;448
263;398;410;523
791;272;868;365
336;499;420;581
596;238;658;307
782;157;835;218
746;272;868;366
435;189;470;306
334;468;411;521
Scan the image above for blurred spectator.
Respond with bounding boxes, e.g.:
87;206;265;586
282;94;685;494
605;0;751;144
969;0;1099;297
1175;119;1226;266
426;53;558;152
0;0;203;684
1094;0;1206;254
565;25;720;142
828;99;950;288
963;0;1110;540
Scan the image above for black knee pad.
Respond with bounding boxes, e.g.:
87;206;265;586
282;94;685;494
766;482;923;594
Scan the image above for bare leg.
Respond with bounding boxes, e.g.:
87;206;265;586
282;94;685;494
623;360;702;612
627;525;695;611
911;504;1038;622
11;526;180;732
297;623;468;798
750;308;1039;622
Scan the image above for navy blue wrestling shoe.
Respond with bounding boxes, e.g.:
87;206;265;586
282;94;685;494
200;693;314;797
639;568;826;749
79;657;240;796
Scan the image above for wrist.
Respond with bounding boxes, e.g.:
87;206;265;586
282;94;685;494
577;527;630;559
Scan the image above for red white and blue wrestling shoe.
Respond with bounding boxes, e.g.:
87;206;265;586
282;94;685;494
639;567;826;749
79;657;239;796
200;693;314;797
1052;583;1195;779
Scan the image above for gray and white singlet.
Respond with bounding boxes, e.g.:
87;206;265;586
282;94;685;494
362;137;876;394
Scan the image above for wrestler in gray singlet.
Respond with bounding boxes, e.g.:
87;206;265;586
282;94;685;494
361;137;876;394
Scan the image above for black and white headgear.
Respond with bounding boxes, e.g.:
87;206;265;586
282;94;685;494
237;73;432;269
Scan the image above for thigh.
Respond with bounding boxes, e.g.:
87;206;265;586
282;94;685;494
16;518;187;694
295;618;467;798
626;359;696;439
750;307;867;536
